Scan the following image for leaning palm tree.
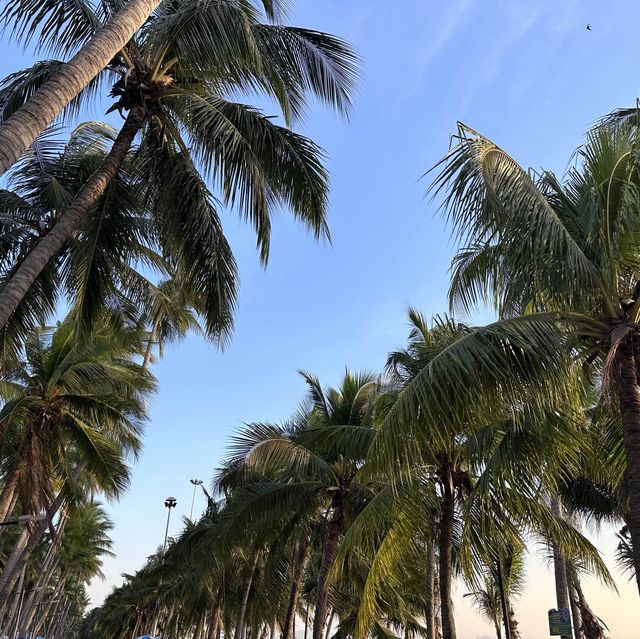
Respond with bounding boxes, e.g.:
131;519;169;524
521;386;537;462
218;370;380;639
427;120;640;591
0;0;358;333
0;315;154;607
0;0;290;175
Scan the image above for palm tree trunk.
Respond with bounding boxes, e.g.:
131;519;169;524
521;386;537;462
425;542;436;639
303;600;310;639
439;468;456;639
206;590;223;639
0;0;160;177
0;104;147;331
312;499;344;639
269;611;278;639
1;565;25;639
31;572;68;639
19;516;66;633
0;526;30;619
0;470;20;523
550;498;571;639
569;580;583;639
282;539;308;639
324;609;335;639
0;490;66;611
234;552;259;639
617;339;640;593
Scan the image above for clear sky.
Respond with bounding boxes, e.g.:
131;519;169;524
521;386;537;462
3;1;640;637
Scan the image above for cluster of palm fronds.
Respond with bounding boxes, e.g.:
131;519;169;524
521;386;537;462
0;0;359;635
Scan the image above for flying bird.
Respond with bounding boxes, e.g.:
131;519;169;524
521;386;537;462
586;24;592;30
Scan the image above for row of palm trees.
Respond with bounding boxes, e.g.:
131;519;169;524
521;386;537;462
80;309;621;639
0;1;640;639
80;113;640;638
0;0;359;634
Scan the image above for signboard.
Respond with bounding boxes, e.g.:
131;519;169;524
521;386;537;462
548;608;572;635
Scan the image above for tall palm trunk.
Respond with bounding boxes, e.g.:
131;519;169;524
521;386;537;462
439;468;456;639
0;490;65;610
572;573;607;639
569;580;583;639
0;470;20;523
424;542;436;639
550;499;571;639
0;526;30;618
143;324;158;368
0;105;147;330
206;589;223;639
234;552;260;639
312;499;344;639
282;539;308;639
19;515;67;633
0;0;160;176
617;339;640;592
1;565;25;639
31;571;68;639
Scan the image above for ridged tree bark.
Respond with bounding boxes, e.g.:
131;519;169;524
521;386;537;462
550;498;571;639
1;565;25;639
0;105;146;330
206;589;223;639
617;339;640;593
0;489;65;610
0;0;159;176
424;542;436;639
234;552;260;639
0;470;20;523
312;498;344;639
439;467;456;639
282;538;308;639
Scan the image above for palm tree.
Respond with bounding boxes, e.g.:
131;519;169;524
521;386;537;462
0;0;290;176
426;120;640;591
0;316;154;607
0;0;358;333
218;370;379;639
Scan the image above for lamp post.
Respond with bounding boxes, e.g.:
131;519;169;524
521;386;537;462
163;497;177;554
189;479;203;520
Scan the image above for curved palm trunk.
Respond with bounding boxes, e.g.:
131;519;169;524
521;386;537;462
1;565;25;639
572;573;607;639
0;526;30;618
0;0;159;176
424;542;436;639
0;489;65;611
0;105;146;331
282;539;308;639
550;499;571;639
312;501;344;639
234;552;260;639
206;589;223;639
617;339;640;593
0;470;20;523
439;469;456;639
569;581;583;639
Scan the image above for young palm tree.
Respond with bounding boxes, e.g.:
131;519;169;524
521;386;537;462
0;0;358;333
427;121;640;591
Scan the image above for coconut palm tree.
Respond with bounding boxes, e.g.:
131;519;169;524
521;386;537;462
0;0;291;176
426;120;640;591
218;370;380;639
0;0;358;333
0;315;154;607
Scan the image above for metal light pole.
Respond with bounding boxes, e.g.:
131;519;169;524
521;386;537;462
163;497;177;554
189;479;203;520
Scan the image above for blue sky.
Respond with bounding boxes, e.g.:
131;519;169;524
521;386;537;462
3;0;640;637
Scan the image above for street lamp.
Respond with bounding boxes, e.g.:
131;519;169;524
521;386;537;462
163;497;177;554
189;479;203;520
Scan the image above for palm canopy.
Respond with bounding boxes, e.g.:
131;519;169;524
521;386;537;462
427;120;640;590
0;315;155;516
0;0;358;352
